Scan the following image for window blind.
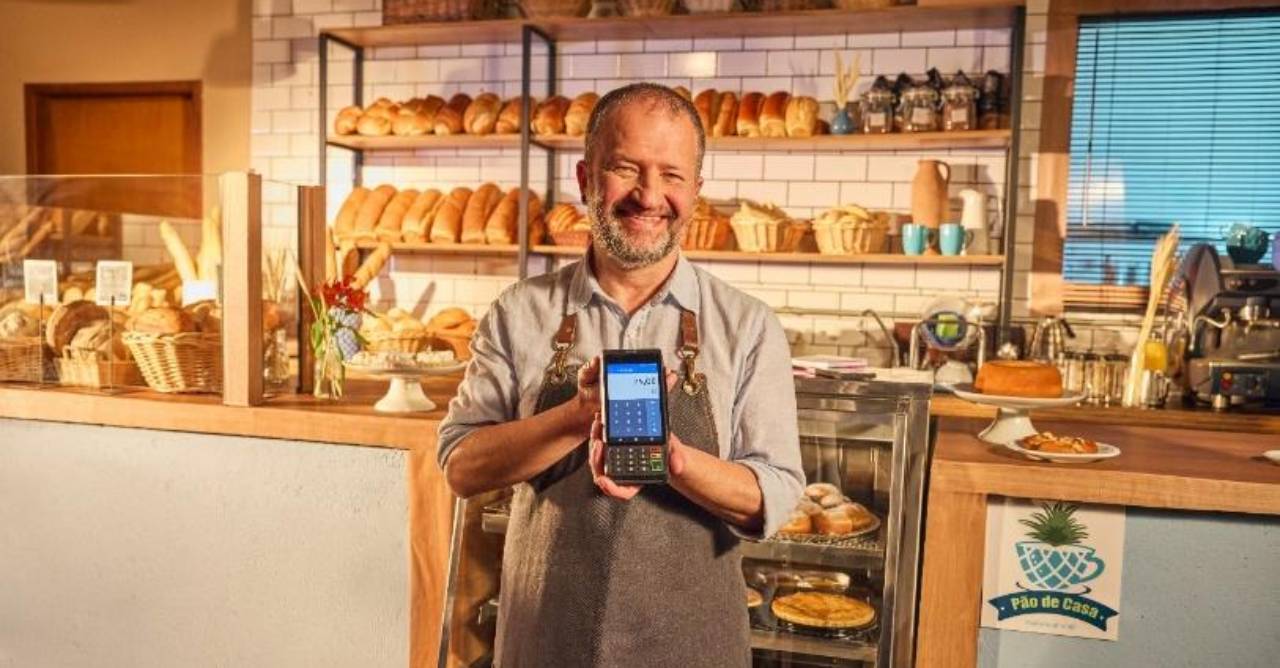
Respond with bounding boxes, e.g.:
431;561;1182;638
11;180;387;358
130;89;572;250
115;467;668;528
1064;11;1280;310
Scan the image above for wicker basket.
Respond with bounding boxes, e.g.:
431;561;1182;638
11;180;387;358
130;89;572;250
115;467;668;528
730;217;810;253
0;337;42;382
683;0;736;12
618;0;677;15
383;0;496;23
549;229;592;247
682;216;733;251
516;0;591;17
57;348;143;388
813;217;889;254
123;332;223;394
365;330;431;354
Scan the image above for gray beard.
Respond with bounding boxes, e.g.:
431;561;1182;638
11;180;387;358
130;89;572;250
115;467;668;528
587;191;684;270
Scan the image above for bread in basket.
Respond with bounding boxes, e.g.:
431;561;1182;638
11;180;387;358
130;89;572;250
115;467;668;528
812;205;889;255
729;201;810;253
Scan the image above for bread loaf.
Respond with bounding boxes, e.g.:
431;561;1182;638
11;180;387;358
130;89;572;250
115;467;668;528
430;187;472;243
47;300;108;350
712;92;738;137
483;188;520;246
532;95;570;135
376;188;418;242
415;95;445;124
351;242;391;289
737;92;764;137
356;114;391;136
332;187;369;242
354;184;397;239
760;92;790;138
495;97;528;134
401;189;443;243
129;307;197;335
336;241;359;279
464;92;502;135
426;307;471;332
392;110;432;136
694;89;719;134
565;92;599;137
434;93;471;135
461;183;502;244
335;105;362;135
785;95;819;138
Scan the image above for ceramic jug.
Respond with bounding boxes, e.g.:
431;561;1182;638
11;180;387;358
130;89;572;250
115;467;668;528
959;189;988;254
911;159;951;229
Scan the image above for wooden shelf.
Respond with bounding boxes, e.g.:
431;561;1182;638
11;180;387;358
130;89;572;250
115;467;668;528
533;244;1005;265
354;240;519;255
322;4;1020;48
328;130;1011;153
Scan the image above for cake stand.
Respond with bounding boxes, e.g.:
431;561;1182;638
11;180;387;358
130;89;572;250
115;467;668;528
344;359;467;413
951;384;1085;444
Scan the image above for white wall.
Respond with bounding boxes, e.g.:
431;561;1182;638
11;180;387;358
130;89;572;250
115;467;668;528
0;419;408;668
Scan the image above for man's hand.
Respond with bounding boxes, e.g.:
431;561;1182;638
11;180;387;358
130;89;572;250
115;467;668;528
589;369;685;501
567;355;602;431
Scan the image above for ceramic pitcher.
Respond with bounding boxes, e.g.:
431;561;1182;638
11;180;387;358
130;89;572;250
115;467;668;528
911;159;951;229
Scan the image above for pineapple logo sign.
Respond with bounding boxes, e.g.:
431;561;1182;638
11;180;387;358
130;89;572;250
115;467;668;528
981;499;1125;640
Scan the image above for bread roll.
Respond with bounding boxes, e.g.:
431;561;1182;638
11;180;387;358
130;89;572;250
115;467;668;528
401;189;443;243
712;92;738;137
335;105;362;135
370;97;395;109
129;307;196;335
761;91;790;138
434;93;471;135
565;92;599;137
694;89;719;134
464;92;501;135
354;185;397;239
351;241;391;289
495;97;528;134
805;482;840;500
814;508;854;535
483;188;521;246
819;492;846;509
415;95;445;124
785;95;819;138
391;110;432;136
356;114;391;136
426;307;471;332
332;187;369;242
779;510;813;535
461;183;502;244
47;300;108;351
529;210;547;245
376;188;418;241
158;220;198;283
430;187;472;244
737;92;764;137
364;102;398;120
532;95;570;135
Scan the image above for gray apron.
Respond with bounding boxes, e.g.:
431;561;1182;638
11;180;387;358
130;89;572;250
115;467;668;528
495;309;750;668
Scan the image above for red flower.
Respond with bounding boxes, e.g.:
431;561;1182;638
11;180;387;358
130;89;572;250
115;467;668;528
318;278;368;311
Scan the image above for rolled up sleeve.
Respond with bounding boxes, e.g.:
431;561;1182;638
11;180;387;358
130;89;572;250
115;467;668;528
436;302;519;469
727;310;805;540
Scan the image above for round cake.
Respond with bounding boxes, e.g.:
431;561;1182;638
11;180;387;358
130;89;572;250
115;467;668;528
771;592;876;629
973;360;1063;398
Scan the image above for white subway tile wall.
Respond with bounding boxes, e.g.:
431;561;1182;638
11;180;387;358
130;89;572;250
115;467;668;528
249;4;1039;348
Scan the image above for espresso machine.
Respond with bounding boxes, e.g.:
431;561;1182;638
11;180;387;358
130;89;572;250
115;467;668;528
1166;243;1280;410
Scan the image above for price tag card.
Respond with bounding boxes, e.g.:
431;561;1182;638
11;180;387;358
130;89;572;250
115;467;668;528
95;261;133;307
23;259;59;305
182;279;219;306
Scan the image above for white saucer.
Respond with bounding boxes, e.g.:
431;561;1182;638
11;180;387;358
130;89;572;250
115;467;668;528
1006;440;1121;464
1264;450;1280;465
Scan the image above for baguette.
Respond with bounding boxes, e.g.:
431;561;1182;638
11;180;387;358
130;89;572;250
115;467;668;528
196;207;222;281
353;184;397;239
737;92;764;137
434;93;471;135
158;220;198;283
376;188;418;241
532;95;570;135
401;189;443;243
332;187;369;242
463;92;502;135
336;241;359;279
430;187;472;244
495;97;529;134
760;91;790;138
460;183;502;244
565;92;599;137
694;89;719;135
712;91;738;137
351;242;391;289
785;95;819;138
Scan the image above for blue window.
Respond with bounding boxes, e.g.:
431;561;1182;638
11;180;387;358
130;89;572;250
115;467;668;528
1064;12;1280;301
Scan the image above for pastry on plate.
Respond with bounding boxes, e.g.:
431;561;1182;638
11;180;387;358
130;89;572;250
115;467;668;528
746;587;763;609
804;482;840;500
779;509;812;535
1019;431;1099;454
771;592;875;629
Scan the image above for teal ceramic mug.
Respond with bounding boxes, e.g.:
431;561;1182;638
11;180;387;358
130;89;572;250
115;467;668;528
939;223;973;256
902;224;933;255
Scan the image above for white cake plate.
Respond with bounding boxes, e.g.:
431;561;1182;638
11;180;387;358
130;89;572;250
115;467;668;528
345;360;467;413
951;383;1085;445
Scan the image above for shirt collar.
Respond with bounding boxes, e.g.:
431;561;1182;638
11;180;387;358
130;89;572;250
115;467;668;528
567;248;700;316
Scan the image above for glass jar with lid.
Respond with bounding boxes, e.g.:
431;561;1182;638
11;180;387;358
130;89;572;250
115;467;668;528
900;85;940;133
860;88;895;134
942;84;978;132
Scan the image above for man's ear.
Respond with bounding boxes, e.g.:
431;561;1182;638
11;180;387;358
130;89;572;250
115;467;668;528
694;175;704;198
576;159;589;205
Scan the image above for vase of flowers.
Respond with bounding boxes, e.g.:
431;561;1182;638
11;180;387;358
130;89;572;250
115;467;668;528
299;276;369;399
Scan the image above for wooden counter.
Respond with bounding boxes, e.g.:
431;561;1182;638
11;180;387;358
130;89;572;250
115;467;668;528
915;418;1280;667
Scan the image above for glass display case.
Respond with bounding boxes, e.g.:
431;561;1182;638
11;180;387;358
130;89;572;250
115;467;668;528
440;374;932;668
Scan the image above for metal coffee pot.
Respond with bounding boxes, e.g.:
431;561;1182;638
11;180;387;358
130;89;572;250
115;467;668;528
1026;316;1075;362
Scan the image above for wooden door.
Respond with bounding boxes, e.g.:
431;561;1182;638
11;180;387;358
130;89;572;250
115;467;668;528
24;81;202;219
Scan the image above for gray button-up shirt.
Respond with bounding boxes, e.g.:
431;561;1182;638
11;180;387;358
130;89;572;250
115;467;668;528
437;252;805;538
